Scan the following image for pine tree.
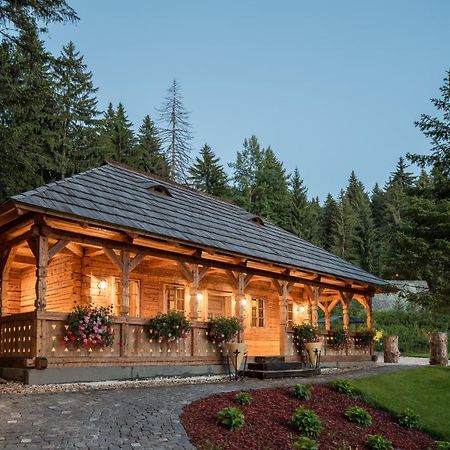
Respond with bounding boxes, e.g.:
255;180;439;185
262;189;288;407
158;79;192;182
0;28;59;200
397;70;450;313
331;190;356;261
321;194;339;251
229;135;263;211
305;197;323;246
98;102;136;163
133;115;169;177
52;41;100;178
252;147;290;227
189;144;228;196
287;168;310;238
0;0;77;43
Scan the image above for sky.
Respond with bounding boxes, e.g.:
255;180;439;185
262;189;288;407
44;0;450;201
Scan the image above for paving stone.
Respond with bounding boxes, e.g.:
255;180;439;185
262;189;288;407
0;366;411;449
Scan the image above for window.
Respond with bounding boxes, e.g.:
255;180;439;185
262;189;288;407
114;279;141;317
166;285;185;313
251;298;264;327
287;302;293;328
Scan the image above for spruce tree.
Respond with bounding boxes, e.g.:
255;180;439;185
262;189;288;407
0;0;77;43
52;41;100;178
321;193;339;251
252;147;290;227
98;102;136;164
397;70;450;313
229;135;263;211
305;197;323;246
287;168;310;238
133;114;169;177
331;190;356;261
189;144;228;196
0;28;59;200
158;79;192;182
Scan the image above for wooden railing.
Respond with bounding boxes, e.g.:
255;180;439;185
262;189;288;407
0;312;228;367
286;330;373;360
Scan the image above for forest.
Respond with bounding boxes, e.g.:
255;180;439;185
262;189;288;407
0;0;449;333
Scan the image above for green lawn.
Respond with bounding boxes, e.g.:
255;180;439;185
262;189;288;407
352;366;450;440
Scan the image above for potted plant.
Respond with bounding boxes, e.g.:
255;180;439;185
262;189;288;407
146;311;191;344
293;323;321;364
207;316;241;345
207;316;246;370
62;304;114;350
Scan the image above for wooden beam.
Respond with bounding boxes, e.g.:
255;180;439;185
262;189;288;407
0;247;18;315
103;247;123;271
43;225;374;295
14;255;35;265
48;239;69;260
66;242;84;257
129;253;145;272
84;247;105;257
177;260;193;283
198;265;210;281
226;270;239;290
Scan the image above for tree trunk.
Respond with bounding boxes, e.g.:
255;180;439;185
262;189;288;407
429;332;448;366
383;335;400;363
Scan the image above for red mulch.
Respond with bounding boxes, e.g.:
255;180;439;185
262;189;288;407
180;385;437;450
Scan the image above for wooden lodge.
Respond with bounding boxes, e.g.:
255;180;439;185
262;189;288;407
0;162;386;384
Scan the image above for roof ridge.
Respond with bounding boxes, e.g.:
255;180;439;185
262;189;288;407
104;160;244;210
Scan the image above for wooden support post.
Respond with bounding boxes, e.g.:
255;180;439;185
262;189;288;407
121;251;130;316
340;291;351;331
277;281;293;356
311;287;320;328
29;233;49;311
191;264;200;320
365;294;373;330
0;247;17;315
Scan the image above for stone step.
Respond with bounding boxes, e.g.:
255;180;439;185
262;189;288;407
247;362;306;371
244;368;320;380
253;356;285;364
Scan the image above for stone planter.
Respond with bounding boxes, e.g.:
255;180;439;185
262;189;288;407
226;342;248;370
305;342;322;366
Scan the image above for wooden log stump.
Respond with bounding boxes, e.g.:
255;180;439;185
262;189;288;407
383;335;400;363
429;332;448;366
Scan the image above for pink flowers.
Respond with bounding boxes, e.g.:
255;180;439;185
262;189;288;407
63;304;114;350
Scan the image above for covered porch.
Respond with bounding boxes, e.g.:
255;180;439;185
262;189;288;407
0;214;375;383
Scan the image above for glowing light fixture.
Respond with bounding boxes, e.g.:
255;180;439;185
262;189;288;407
98;279;108;290
240;296;247;306
297;305;306;314
196;292;204;302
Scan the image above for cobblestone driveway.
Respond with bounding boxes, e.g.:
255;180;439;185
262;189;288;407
0;365;418;450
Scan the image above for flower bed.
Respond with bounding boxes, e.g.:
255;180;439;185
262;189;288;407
180;385;437;450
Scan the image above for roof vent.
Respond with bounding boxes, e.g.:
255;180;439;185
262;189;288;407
247;215;264;226
144;182;172;197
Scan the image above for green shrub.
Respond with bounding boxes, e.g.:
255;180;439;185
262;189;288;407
436;442;450;450
207;316;241;344
216;407;245;431
396;408;420;429
146;311;191;342
331;379;354;395
291;407;321;437
235;392;253;406
328;328;348;348
292;324;319;348
345;405;372;426
292;384;311;400
290;436;319;450
367;434;393;450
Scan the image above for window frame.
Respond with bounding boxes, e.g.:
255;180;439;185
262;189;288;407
251;297;265;328
165;284;186;314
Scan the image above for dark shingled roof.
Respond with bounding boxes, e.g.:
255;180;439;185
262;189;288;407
10;162;386;287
